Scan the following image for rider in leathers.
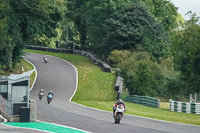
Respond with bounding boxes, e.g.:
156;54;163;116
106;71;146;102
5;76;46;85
113;99;127;116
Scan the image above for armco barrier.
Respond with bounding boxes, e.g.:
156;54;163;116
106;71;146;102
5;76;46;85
125;95;160;108
169;99;200;114
26;45;111;73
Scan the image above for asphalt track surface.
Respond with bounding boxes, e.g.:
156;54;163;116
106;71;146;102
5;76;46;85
1;52;200;133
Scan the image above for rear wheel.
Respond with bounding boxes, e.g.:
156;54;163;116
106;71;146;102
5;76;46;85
47;99;50;104
39;95;42;100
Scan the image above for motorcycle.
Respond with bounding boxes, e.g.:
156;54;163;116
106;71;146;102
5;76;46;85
47;94;53;104
114;104;125;124
44;57;48;63
38;92;44;100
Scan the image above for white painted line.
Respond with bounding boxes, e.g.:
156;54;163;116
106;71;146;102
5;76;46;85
1;123;54;133
0;114;7;122
37;120;93;133
24;58;38;92
25;52;200;129
25;52;91;133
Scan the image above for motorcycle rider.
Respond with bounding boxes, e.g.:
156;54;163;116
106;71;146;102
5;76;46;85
43;56;48;63
47;90;53;98
38;89;45;96
113;99;127;116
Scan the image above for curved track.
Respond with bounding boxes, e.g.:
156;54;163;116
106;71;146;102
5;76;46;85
1;52;200;133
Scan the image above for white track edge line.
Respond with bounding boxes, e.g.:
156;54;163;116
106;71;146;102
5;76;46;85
24;58;38;92
0;114;7;122
0;58;37;123
25;52;200;128
25;52;92;133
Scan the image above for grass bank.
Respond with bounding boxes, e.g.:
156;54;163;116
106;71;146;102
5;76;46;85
24;49;116;101
0;59;36;88
24;49;200;126
78;101;200;125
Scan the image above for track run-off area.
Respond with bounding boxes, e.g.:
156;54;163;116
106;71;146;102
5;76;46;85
1;52;200;133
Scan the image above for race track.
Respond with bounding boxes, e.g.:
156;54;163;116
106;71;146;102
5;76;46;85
1;52;200;133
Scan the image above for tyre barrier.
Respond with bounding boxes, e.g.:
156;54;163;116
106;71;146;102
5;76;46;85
169;99;200;114
125;95;160;108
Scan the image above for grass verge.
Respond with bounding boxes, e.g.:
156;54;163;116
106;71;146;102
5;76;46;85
0;59;35;88
24;49;200;126
78;101;200;125
24;49;116;101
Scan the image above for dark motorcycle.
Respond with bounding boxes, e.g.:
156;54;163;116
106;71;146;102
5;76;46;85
38;92;44;100
47;94;53;104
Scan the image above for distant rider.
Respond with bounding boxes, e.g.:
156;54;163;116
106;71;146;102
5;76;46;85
43;56;48;63
47;90;53;98
38;89;45;96
113;99;127;116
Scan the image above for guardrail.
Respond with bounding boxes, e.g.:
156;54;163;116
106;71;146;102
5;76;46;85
169;99;200;114
0;94;12;115
26;45;111;73
125;95;160;108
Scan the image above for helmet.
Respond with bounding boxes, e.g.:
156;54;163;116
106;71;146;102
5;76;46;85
41;89;43;91
117;99;123;104
50;91;53;93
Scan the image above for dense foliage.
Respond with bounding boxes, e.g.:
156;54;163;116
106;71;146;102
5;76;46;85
0;0;62;70
172;13;200;94
1;0;199;100
101;4;169;59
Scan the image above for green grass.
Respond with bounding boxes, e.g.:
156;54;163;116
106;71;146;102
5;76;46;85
22;59;36;88
0;59;35;88
24;49;116;101
78;101;200;125
24;49;200;126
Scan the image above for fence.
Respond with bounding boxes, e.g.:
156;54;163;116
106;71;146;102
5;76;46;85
125;95;160;108
0;94;12;115
26;45;112;73
169;99;200;114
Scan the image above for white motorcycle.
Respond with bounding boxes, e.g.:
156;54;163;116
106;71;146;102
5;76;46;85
43;57;48;63
38;92;44;100
114;104;125;124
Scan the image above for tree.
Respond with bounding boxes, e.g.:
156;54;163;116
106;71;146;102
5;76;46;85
83;0;131;49
172;13;200;93
101;3;169;59
143;0;178;33
66;0;89;48
9;0;62;44
0;0;62;70
0;0;15;70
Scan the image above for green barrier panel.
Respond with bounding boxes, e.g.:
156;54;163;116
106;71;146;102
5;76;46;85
125;95;160;108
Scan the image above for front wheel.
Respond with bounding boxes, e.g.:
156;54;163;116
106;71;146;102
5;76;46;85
117;113;121;124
